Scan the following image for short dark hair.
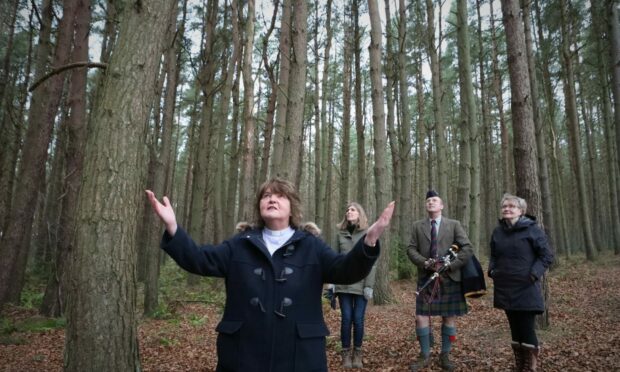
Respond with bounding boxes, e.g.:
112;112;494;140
254;178;303;229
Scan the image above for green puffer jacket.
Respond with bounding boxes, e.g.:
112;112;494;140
333;228;376;295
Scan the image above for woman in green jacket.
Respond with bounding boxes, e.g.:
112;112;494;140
333;202;376;369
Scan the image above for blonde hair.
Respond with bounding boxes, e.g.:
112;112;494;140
337;202;369;231
254;178;303;229
500;193;527;214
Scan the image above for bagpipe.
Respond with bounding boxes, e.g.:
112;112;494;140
415;242;487;298
415;243;461;296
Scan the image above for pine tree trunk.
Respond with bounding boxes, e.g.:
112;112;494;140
534;0;569;256
353;0;367;207
595;1;620;253
490;1;511;194
524;0;557;250
320;0;334;243
500;0;542;219
426;0;448;199
339;12;353;218
65;0;174;368
144;0;180;315
270;0;291;176
608;0;620;236
559;0;596;260
40;0;90;317
0;0;75;306
239;0;257;221
368;0;393;305
279;0;307;184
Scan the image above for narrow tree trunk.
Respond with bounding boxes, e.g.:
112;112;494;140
397;0;413;259
524;0;557;251
40;0;90;317
426;0;448;199
339;9;353;216
270;0;292;176
534;0;569;256
354;0;367;206
456;0;476;242
559;0;596;260
217;0;240;238
144;0;180;315
500;0;542;219
608;0;620;230
367;0;393;305
596;0;620;253
226;68;241;232
278;0;307;185
490;1;511;194
476;0;496;252
239;0;256;221
0;0;76;306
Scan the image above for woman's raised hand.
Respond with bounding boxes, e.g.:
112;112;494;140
145;190;178;235
364;201;395;247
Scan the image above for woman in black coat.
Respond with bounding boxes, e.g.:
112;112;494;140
488;193;554;372
146;178;394;372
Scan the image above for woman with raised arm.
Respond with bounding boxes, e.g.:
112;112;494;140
146;178;394;372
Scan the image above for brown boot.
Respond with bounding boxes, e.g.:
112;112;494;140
511;341;524;371
521;343;540;372
352;347;363;368
410;353;430;372
439;352;454;371
342;348;353;368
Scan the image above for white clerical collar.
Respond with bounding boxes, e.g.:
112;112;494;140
263;226;295;256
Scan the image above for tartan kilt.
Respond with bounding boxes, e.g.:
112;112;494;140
415;275;468;316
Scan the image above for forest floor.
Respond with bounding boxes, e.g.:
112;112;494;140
1;253;619;371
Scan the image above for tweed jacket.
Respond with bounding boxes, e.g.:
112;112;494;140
407;216;473;282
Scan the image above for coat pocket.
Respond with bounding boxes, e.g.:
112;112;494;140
216;320;243;370
295;322;329;371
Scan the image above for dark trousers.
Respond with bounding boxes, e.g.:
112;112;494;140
505;310;538;346
338;293;368;348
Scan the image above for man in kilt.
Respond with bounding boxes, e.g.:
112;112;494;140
407;190;473;371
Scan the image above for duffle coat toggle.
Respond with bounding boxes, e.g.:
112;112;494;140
253;267;265;280
250;297;266;313
274;297;293;318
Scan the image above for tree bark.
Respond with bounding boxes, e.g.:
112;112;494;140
64;0;174;368
426;0;448;199
490;0;511;194
367;0;393;305
279;0;307;185
456;0;477;244
597;0;620;253
608;0;620;229
40;0;90;317
144;0;180;315
239;0;257;221
559;0;596;260
354;0;367;207
0;0;75;306
339;6;353;218
270;0;292;176
500;0;542;219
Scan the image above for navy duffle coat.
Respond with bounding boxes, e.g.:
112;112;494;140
488;216;554;313
161;225;379;372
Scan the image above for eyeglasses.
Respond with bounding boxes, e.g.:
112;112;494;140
501;204;519;209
